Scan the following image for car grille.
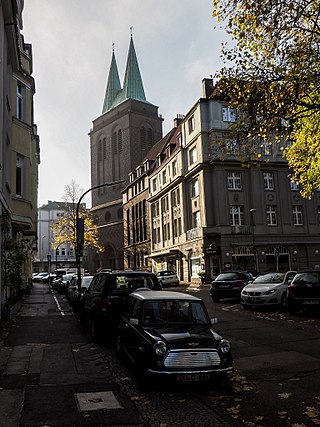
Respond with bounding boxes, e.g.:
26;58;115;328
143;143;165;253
164;350;221;368
247;291;262;296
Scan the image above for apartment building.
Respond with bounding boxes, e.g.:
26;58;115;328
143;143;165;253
146;79;320;282
0;1;40;317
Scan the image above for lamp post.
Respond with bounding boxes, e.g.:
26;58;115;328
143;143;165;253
250;208;257;273
75;180;124;301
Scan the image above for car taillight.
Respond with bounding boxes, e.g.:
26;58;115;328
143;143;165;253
234;280;244;287
100;297;110;312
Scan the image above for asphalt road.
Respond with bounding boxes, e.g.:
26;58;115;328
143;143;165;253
183;283;320;426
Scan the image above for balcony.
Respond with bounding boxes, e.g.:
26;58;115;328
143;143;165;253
231;225;251;235
186;227;201;240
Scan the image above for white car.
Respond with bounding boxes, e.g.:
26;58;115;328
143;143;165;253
241;271;297;309
156;270;179;287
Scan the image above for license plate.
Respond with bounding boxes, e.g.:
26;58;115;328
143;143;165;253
302;300;320;305
177;372;211;382
218;284;229;289
249;296;261;302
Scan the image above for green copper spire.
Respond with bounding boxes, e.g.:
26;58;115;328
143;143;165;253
102;48;122;114
122;35;147;103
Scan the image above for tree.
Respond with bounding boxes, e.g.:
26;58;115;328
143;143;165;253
50;180;104;254
212;0;320;198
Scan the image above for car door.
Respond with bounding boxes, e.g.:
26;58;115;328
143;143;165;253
121;297;144;361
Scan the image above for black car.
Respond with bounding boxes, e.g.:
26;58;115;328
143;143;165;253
210;271;253;302
287;271;320;315
116;290;233;383
80;270;161;340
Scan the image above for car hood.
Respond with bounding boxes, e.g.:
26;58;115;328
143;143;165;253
144;325;218;349
243;283;283;292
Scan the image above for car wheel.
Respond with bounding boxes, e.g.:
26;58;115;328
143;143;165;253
211;295;220;303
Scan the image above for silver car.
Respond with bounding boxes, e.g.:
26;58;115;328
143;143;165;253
156;270;179;287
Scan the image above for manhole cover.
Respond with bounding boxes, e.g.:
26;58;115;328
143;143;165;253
75;391;123;411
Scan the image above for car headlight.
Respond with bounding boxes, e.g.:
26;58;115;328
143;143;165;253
242;290;248;295
219;339;231;354
264;289;277;295
153;340;167;356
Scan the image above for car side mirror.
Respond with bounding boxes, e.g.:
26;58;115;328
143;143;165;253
211;317;218;325
129;318;139;326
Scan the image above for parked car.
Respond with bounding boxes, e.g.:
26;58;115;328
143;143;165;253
287;271;320;315
40;273;57;284
58;273;76;295
68;275;94;312
241;271;297;309
210;271;253;302
156;270;179;287
116;289;233;383
33;272;49;282
80;270;161;340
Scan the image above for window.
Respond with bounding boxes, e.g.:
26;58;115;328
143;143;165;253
266;205;277;226
162;170;167;185
61;247;66;256
147;128;153;149
188;115;195;133
189;147;197;165
16;82;24;120
140;127;146;150
230;206;244;226
152;177;158;192
192;211;201;228
227;172;242;190
171;188;180;207
191;179;199;197
172;160;178;176
225;139;238;154
118;130;122;152
264;172;274;190
293;205;303;226
97;140;102;161
103;138;107;159
16;155;24;197
222;107;237;122
290;180;299;191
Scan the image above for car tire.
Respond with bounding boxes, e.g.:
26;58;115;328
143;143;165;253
288;302;299;315
211;295;220;303
280;293;288;310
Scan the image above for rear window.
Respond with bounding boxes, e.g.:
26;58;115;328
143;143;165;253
215;273;241;281
112;274;159;291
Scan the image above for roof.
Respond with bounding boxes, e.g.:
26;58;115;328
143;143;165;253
102;36;148;114
131;290;201;301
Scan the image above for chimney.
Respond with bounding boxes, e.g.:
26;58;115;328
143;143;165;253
202;78;213;99
173;114;185;128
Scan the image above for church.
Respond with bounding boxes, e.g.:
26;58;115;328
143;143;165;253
88;35;163;271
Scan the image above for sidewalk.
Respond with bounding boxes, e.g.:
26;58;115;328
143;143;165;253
0;283;144;427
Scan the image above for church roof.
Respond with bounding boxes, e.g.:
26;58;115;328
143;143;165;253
102;36;148;114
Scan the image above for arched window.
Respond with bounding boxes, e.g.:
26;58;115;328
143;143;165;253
103;138;107;159
112;132;117;154
118;130;122;152
97;140;102;161
147;128;153;149
140;126;146;150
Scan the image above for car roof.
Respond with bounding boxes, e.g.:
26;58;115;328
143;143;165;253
96;270;155;276
131;290;201;301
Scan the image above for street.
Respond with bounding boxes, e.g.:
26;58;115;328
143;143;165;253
1;282;320;427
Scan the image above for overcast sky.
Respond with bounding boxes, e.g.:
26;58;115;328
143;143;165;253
22;0;227;207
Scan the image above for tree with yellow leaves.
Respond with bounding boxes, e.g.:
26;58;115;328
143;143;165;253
50;180;104;254
212;0;320;198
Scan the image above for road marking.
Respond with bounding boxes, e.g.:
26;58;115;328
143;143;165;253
51;291;65;316
222;304;240;311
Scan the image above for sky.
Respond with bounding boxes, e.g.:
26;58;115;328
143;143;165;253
22;0;227;207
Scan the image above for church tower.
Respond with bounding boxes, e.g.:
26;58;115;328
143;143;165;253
89;35;163;271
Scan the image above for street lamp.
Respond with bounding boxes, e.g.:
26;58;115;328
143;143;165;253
75;180;124;301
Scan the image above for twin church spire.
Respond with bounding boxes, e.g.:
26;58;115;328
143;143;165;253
102;35;147;114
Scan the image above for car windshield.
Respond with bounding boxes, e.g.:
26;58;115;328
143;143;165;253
215;273;240;281
62;274;74;281
252;273;285;284
81;276;93;288
142;300;209;325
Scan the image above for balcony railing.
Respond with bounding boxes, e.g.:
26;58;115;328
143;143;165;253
231;225;251;235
